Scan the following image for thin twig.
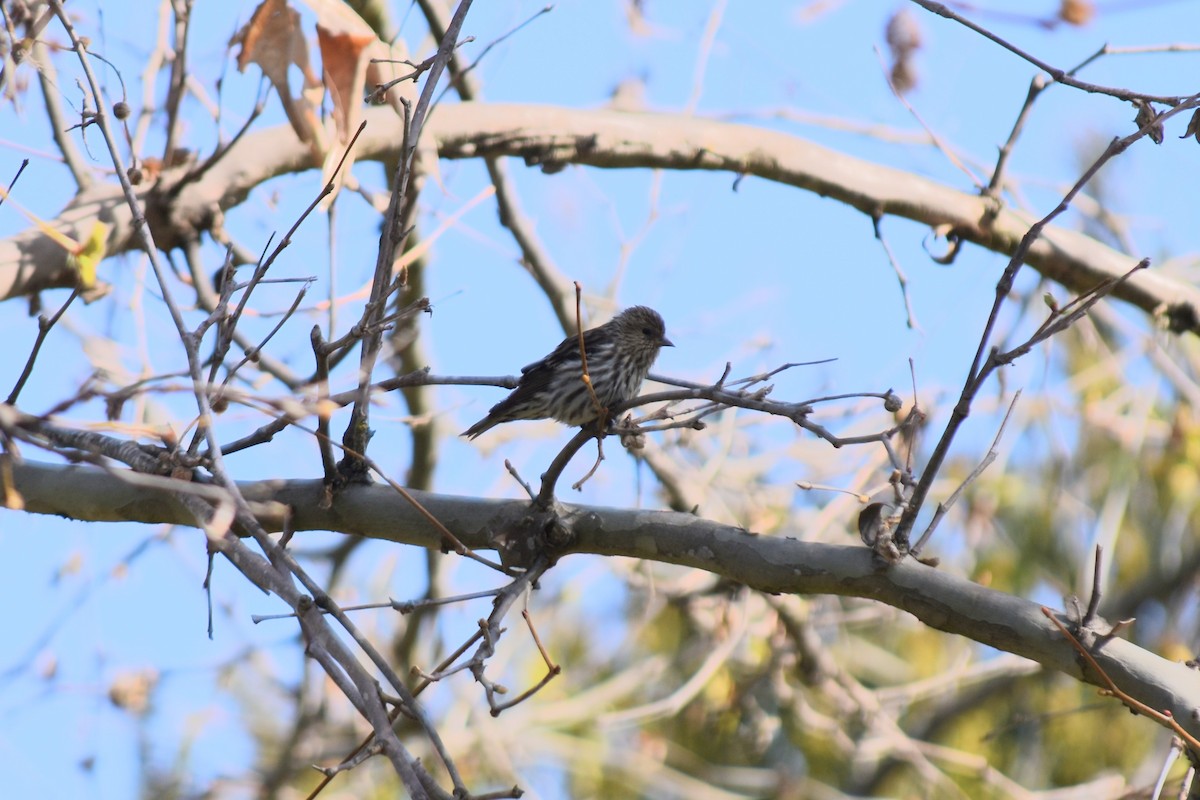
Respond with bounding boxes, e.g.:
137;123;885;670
573;281;604;418
873;43;983;188
307;627;488;800
987;74;1046;197
416;0;576;331
251;588;504;623
872;213;920;330
6;287;80;406
160;0;190;162
910;0;1191;106
184;84;268;184
894;98;1200;550
434;3;553;99
183;240;303;389
50;5;457;792
33;41;93;190
309;326;339;487
340;1;474;484
471;554;552;716
488;608;562;712
910;390;1020;556
504;459;535;500
368;455;511;574
1084;545;1104;629
0;157;29;212
570;437;605;492
536;427;597;507
1042;608;1200;751
218;280;314;392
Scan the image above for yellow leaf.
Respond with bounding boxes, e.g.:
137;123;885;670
0;181;108;288
67;222;110;289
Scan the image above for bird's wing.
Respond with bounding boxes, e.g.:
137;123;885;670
519;332;580;375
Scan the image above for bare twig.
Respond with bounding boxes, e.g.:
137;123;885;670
910;390;1020;556
416;0;576;331
218;279;313;392
873;43;983;188
535;427;597;507
872;213;920;330
1042;608;1200;750
0;157;28;212
684;0;725;113
573;281;604;418
6;287;80;406
434;3;553;98
894;95;1199;550
369;36;476;98
341;2;473;485
251;587;504;623
184;83;268;184
367;453;511;574
33;40;92;190
161;0;190;163
309;326;339;488
504;459;536;500
471;554;552;715
570;436;605;492
49;4;465;793
910;0;1192;106
488;609;561;712
1084;545;1104;629
183;240;303;389
987;73;1047;197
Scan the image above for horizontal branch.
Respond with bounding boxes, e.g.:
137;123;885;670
2;104;1195;333
13;458;1200;740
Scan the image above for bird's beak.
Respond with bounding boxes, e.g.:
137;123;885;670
662;337;674;347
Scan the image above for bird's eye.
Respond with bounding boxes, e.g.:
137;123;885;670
642;327;655;337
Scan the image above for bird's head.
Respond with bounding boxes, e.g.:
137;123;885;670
614;305;673;352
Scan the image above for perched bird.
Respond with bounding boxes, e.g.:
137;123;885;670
462;305;673;440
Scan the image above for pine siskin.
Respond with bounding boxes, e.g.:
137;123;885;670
462;305;673;440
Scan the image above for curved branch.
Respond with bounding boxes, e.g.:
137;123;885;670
1;104;1194;334
13;458;1200;743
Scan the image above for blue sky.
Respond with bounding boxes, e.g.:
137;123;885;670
1;0;1198;796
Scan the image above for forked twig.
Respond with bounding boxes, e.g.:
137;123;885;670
910;0;1191;105
894;94;1195;550
1041;608;1200;751
910;390;1020;556
6;286;81;406
570;436;605;492
489;609;561;712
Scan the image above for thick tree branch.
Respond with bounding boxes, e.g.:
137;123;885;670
2;104;1194;333
11;458;1200;743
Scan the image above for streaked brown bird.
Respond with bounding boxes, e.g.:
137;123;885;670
462;305;673;440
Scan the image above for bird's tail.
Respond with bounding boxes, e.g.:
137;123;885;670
461;415;497;440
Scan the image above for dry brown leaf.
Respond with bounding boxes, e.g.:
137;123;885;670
303;0;379;144
1133;98;1164;145
317;25;376;145
1181;108;1200;144
231;0;323;147
300;0;415;205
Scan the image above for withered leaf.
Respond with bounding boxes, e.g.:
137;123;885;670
231;0;322;146
1133;99;1164;145
1180;108;1200;144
